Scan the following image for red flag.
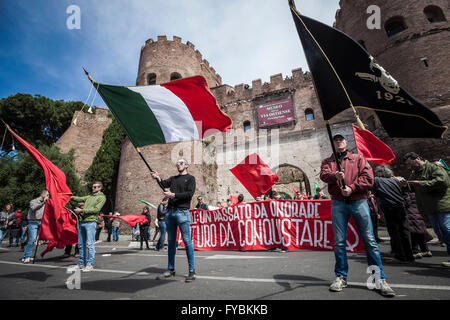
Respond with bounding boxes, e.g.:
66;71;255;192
352;124;395;164
229;153;279;199
103;214;148;227
6;125;77;256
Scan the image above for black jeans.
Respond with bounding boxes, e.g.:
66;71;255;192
370;214;380;241
64;244;79;255
411;232;429;254
95;227;102;241
383;205;414;261
140;225;149;249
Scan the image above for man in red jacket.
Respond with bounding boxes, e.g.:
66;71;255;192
320;133;395;297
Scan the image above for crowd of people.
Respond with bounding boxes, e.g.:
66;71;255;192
1;141;449;293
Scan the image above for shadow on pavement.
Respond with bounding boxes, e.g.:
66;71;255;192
0;271;52;282
49;278;168;293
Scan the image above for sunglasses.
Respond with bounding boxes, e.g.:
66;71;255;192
176;161;186;165
92;185;102;189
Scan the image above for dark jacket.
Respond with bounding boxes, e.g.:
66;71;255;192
373;177;406;210
320;151;373;201
157;204;167;222
405;192;427;234
160;174;196;209
140;213;151;227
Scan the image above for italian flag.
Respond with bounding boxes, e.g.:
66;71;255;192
95;76;232;147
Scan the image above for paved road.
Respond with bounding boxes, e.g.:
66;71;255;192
0;238;449;302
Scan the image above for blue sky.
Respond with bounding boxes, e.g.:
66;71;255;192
0;0;340;107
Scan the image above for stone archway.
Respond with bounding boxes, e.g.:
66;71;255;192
272;164;311;198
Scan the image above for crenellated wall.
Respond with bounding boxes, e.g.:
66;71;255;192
136;35;222;87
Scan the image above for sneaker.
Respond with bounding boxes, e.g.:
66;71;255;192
185;270;196;282
422;251;432;258
82;264;94;272
22;258;32;264
74;253;80;258
329;277;347;292
441;261;450;267
376;279;396;297
162;269;176;278
413;253;423;259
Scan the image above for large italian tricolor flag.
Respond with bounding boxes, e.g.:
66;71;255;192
95;76;232;147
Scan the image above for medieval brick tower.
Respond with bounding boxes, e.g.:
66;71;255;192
334;0;450;174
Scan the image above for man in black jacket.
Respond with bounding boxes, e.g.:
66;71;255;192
151;158;196;282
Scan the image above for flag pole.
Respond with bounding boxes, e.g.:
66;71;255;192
288;1;348;187
83;68;165;191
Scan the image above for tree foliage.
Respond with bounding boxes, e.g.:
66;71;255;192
0;93;87;153
84;117;126;213
0;145;85;212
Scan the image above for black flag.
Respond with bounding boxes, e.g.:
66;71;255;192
289;2;447;138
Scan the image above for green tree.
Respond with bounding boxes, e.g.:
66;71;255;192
84;117;126;213
0;145;85;212
0;93;89;153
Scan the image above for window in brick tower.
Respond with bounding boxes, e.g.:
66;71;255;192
147;73;157;85
170;72;182;81
385;17;407;37
424;5;446;23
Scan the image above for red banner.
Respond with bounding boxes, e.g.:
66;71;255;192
177;200;365;253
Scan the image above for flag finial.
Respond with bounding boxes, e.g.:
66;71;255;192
83;67;95;84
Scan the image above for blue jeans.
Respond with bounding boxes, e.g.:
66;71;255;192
20;225;28;244
166;208;195;272
0;228;6;242
158;221;167;249
112;226;119;241
23;222;40;259
331;199;386;279
428;212;450;255
78;222;96;266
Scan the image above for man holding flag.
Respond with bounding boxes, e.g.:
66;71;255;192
71;181;106;272
320;133;395;297
22;190;49;263
150;159;196;282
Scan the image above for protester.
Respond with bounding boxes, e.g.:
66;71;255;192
132;224;139;241
71;181;107;272
7;211;22;247
150;158;196;282
320;133;395;297
314;187;328;199
255;196;262;201
22;191;49;263
104;214;112;242
155;198;168;251
195;196;209;210
216;202;223;208
294;191;303;200
226;199;232;206
272;190;284;200
372;165;414;262
95;214;105;242
405;192;433;259
237;194;244;203
367;190;382;243
139;206;152;250
0;203;14;244
403;152;450;267
111;212;120;242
